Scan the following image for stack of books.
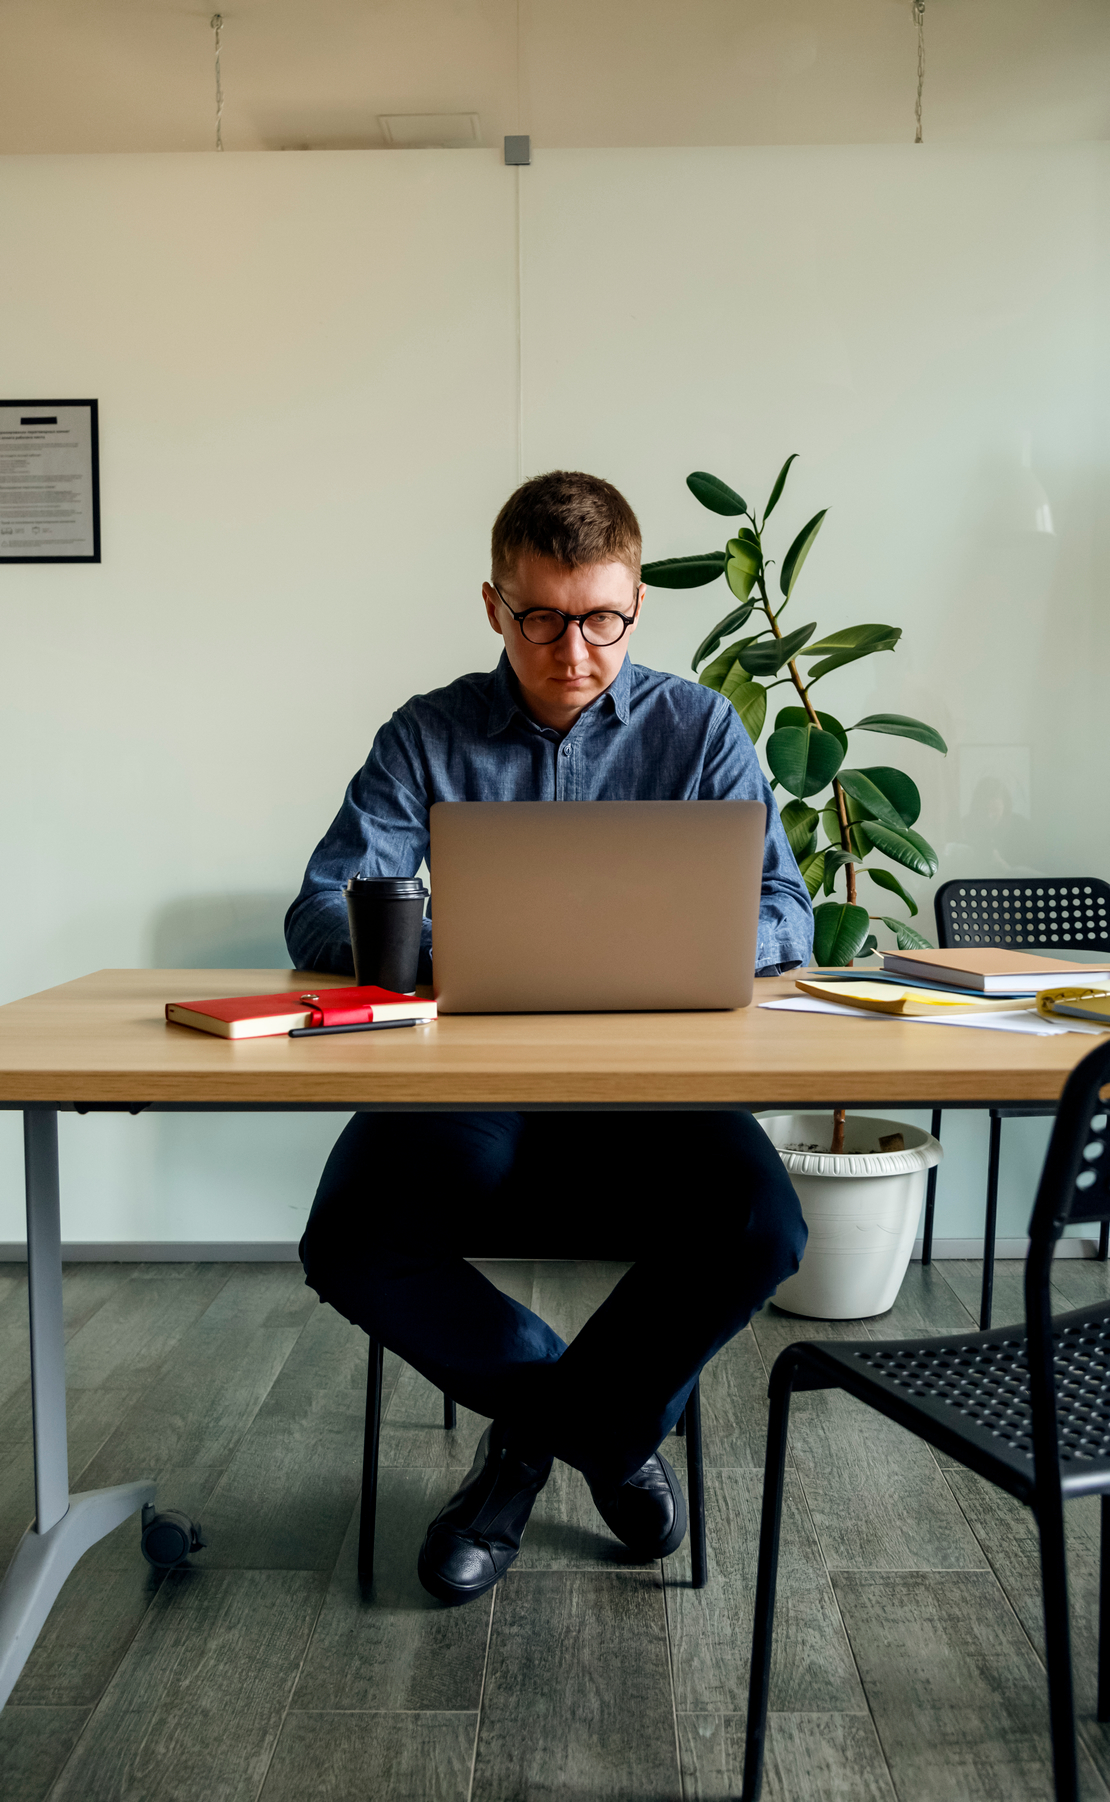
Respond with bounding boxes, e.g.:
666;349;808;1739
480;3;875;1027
799;948;1110;1020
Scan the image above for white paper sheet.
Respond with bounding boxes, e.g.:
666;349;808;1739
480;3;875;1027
761;997;887;1021
911;1009;1108;1037
759;996;1108;1036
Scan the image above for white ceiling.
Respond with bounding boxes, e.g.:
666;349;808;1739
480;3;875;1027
0;0;1106;154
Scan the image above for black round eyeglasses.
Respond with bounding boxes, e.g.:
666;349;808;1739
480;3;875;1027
491;583;639;647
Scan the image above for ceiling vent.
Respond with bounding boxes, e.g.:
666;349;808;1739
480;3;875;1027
379;113;481;149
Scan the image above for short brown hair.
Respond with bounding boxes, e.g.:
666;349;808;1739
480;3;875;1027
491;470;641;583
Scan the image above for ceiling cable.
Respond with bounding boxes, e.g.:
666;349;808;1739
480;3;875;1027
912;1;925;143
211;14;225;151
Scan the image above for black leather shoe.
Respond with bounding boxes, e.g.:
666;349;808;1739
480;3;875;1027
590;1452;687;1560
417;1423;553;1606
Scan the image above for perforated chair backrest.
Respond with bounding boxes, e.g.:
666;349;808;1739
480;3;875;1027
1023;1039;1110;1509
1029;1038;1110;1246
934;878;1110;954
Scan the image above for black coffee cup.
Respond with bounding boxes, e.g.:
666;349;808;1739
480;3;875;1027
345;876;429;994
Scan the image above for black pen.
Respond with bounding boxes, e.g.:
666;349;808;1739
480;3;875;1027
290;1018;422;1039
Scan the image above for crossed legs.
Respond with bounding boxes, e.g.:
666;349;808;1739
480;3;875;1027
300;1108;806;1593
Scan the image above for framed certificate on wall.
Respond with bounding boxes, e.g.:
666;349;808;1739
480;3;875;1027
0;400;100;562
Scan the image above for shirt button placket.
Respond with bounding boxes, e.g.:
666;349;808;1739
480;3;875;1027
560;741;574;801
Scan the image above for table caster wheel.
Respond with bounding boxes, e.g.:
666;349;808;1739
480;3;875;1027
140;1503;206;1568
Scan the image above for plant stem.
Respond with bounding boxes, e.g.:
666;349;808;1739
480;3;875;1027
750;528;856;906
751;548;820;727
831;1107;846;1154
832;780;857;904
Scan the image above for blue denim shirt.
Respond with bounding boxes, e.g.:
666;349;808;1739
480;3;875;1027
285;652;814;979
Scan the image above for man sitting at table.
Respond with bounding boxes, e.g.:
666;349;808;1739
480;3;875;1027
285;469;813;1606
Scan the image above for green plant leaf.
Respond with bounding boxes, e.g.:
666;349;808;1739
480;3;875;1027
724;535;761;603
806;623;898;656
798;851;825;899
738;621;816;677
773;706;848;755
724;628;773;662
720;665;767;740
823;798;875;860
836;769;908;832
802;624;902;682
855;766;920;827
863;821;939;878
811;901;872;966
779;799;820;860
878;916;933;951
820;845;855;897
863;866;918;917
725;563;758;603
690;600;758;670
778;509;827;598
822;846;855;873
640;552;726;588
848;713;948;754
765;724;845;798
697;644;743;690
860;934;879;958
686;471;747;516
725;535;760;568
763;453;798;523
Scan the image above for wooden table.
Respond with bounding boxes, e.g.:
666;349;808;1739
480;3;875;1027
0;967;1094;1110
0;966;1099;1709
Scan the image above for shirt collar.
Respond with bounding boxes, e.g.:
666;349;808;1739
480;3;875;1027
486;650;632;736
487;652;524;736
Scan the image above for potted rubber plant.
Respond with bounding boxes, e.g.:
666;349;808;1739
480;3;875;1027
641;459;946;1317
641;457;947;965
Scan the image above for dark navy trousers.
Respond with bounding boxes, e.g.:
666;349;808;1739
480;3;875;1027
300;1109;807;1492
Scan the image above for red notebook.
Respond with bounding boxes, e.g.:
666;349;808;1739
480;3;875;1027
166;985;437;1040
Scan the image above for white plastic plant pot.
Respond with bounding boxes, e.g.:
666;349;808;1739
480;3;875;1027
756;1113;943;1320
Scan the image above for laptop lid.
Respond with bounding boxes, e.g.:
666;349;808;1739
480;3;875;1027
429;799;766;1014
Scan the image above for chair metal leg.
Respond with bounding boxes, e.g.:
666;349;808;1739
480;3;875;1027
684;1380;706;1589
358;1339;385;1585
1100;1495;1110;1723
1036;1491;1080;1802
922;1109;942;1265
740;1362;795;1802
1099;1219;1110;1263
980;1112;1002;1331
675;1407;686;1438
443;1393;456;1430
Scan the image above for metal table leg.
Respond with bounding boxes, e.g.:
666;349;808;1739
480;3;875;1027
921;1109;942;1266
0;1108;154;1711
980;1112;1002;1332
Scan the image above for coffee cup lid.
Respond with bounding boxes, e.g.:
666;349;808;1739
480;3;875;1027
345;876;428;898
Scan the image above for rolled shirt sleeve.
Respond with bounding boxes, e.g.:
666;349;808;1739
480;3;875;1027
696;701;814;974
284;715;433;978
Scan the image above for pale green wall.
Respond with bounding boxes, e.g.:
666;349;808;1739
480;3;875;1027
1;146;1106;1244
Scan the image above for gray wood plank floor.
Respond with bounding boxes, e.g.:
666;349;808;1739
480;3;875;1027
0;1255;1106;1800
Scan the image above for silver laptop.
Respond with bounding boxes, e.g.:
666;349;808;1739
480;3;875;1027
429;800;766;1013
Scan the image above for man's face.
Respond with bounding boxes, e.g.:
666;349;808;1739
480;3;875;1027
482;555;643;731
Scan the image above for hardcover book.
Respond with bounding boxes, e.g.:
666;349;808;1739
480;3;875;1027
882;948;1110;996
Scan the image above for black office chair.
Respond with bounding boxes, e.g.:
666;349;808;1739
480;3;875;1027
357;1349;707;1588
921;879;1110;1327
741;1036;1110;1802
